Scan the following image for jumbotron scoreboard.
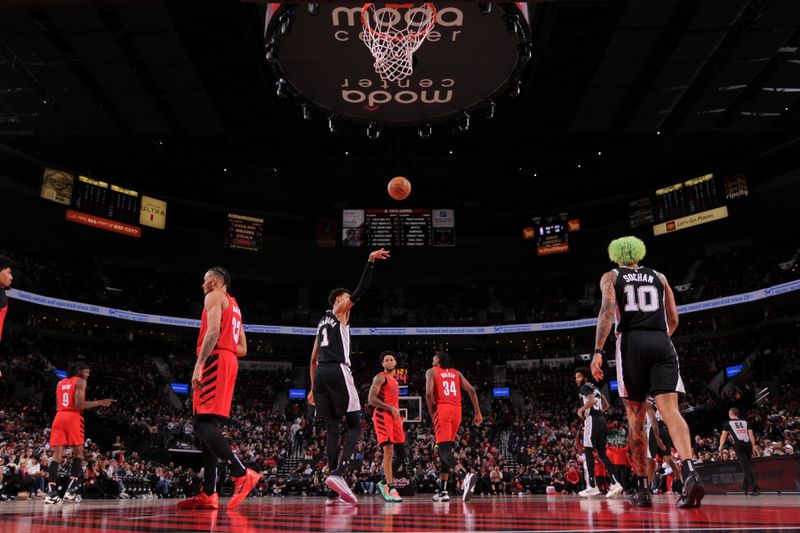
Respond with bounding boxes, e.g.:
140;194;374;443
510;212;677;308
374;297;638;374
72;176;140;225
629;173;748;235
342;209;455;247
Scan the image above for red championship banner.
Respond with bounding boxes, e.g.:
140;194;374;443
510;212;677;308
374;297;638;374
65;209;141;238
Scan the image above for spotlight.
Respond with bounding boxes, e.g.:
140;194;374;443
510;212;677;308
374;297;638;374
418;123;432;140
308;3;319;16
301;103;311;121
520;44;532;62
486;100;496;120
505;14;519;35
456;112;470;133
276;79;288;99
328;115;338;134
280;13;295;36
367;122;381;140
479;2;492;15
265;42;278;62
508;80;521;98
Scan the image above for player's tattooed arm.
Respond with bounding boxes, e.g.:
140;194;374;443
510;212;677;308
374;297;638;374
592;271;617;381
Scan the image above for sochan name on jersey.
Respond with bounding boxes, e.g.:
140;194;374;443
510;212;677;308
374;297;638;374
621;272;654;284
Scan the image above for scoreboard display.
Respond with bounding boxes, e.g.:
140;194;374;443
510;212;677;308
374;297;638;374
653;173;721;223
342;209;455;247
226;213;264;251
532;213;569;256
72;176;140;225
394;368;409;396
630;173;747;233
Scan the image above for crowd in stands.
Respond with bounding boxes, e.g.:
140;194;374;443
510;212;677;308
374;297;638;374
1;318;798;502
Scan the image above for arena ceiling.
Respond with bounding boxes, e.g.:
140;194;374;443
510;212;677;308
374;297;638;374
1;0;799;211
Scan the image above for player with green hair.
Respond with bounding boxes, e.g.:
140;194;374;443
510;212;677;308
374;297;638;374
591;236;704;509
608;236;647;266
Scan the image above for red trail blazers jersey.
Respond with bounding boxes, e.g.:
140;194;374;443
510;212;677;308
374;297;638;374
197;292;242;355
432;368;461;407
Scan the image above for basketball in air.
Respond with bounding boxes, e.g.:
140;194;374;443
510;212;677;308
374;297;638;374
388;176;411;201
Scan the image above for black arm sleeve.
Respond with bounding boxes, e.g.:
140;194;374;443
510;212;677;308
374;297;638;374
349;261;375;304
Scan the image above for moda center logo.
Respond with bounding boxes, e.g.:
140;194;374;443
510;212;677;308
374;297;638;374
267;2;525;124
332;6;466;107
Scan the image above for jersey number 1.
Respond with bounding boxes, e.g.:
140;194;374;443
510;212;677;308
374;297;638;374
319;327;329;347
623;284;660;312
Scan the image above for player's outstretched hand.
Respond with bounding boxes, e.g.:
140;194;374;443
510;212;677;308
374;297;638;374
369;248;390;262
307;390;315;406
590;353;604;381
99;399;115;408
474;413;483;426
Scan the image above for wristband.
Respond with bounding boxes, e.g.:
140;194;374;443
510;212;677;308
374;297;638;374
593;349;604;356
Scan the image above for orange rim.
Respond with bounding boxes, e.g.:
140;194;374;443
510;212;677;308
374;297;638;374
361;2;437;43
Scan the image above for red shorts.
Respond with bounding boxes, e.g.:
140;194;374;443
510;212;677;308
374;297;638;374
50;411;84;447
193;349;238;418
373;410;406;445
433;404;462;444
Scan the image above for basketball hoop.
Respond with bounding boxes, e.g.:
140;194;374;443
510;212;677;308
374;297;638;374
361;3;437;82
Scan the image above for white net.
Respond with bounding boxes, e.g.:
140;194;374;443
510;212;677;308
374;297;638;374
361;3;437;82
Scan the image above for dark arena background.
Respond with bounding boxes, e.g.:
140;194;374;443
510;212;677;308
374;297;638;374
1;0;800;532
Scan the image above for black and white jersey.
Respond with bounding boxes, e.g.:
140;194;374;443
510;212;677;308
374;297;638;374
723;419;751;444
579;383;603;417
316;310;351;367
613;266;667;333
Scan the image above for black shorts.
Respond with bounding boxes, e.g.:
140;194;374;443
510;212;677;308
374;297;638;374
614;330;685;402
312;363;361;418
648;425;672;458
583;415;608;449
